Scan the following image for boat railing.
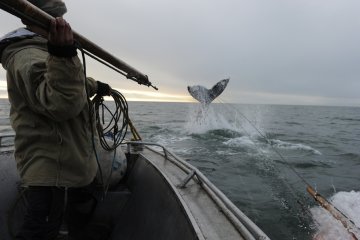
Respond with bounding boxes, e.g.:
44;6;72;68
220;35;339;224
127;141;270;240
0;135;270;239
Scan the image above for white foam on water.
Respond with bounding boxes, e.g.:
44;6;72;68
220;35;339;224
184;103;270;140
223;136;255;147
271;139;322;155
310;191;360;240
151;133;191;146
223;136;274;158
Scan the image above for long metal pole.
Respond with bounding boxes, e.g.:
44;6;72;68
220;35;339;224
0;0;156;89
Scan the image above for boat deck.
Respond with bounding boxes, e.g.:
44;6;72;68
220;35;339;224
139;146;247;240
0;136;269;240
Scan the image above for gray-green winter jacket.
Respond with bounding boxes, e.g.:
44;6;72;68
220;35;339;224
0;29;98;187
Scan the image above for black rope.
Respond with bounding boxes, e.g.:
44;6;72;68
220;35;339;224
77;44;106;194
74;42;133;151
213;99;312;217
78;42;130;197
80;48;158;90
91;90;129;151
80;49;127;79
217;98;309;185
216;98;358;231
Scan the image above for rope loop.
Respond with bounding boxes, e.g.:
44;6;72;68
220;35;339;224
92;90;129;151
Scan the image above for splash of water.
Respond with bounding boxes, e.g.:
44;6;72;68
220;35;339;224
270;139;322;155
184;104;236;134
310;191;360;240
184;103;268;136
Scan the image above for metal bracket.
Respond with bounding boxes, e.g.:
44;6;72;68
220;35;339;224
178;170;196;189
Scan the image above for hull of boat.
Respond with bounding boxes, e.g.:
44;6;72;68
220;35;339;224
0;141;269;240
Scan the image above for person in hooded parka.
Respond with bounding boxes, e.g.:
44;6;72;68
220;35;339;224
0;0;112;239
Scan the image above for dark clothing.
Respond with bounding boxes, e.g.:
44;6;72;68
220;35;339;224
1;28;103;240
16;186;96;240
0;30;99;188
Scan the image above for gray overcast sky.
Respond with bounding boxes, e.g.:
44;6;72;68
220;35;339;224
1;0;360;106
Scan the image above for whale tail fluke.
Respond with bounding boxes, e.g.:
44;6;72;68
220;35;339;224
187;78;229;105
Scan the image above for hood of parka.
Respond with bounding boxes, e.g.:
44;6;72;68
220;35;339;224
28;0;67;17
0;28;42;69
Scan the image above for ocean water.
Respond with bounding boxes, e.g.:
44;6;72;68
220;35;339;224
1;98;359;239
0;99;11;138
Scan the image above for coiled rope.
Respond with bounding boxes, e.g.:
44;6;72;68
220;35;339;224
78;44;138;199
92;90;129;151
77;42;141;149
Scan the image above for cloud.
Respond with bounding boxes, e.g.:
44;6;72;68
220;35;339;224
118;88;192;102
1;0;359;106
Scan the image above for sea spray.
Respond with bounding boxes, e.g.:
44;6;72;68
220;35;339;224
310;191;360;240
270;139;322;155
184;103;268;136
184;104;236;134
125;101;359;239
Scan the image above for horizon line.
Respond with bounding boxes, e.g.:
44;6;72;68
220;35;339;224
0;97;359;108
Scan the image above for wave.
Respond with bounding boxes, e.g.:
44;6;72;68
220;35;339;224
270;139;322;155
293;162;322;169
223;136;255;148
285;121;303;126
221;136;323;162
333;153;360;161
149;132;191;146
191;129;242;140
310;190;360;240
332;117;360;122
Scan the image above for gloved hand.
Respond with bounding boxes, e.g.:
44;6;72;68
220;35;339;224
47;17;77;58
97;81;111;96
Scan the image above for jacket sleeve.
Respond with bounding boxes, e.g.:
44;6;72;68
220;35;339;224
86;77;98;97
11;47;88;121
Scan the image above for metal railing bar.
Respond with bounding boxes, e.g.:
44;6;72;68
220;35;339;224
126;141;270;240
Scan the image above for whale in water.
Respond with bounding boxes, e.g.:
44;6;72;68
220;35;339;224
187;78;229;105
